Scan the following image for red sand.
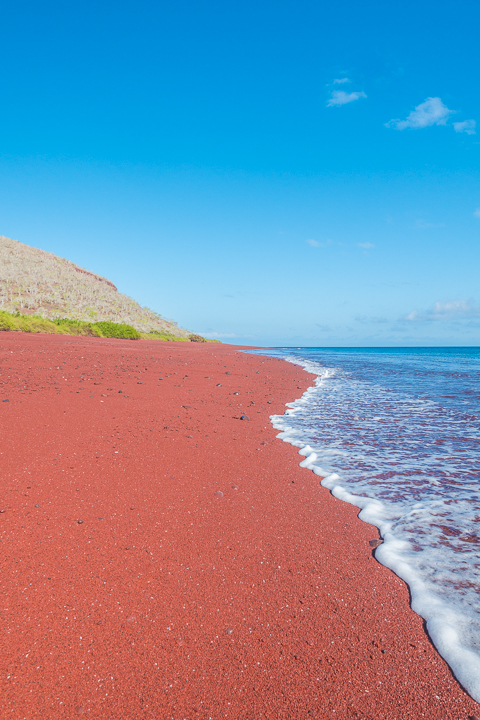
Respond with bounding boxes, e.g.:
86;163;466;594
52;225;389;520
0;333;479;720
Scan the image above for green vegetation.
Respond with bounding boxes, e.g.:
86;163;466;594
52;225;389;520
0;310;216;342
0;310;197;341
93;321;141;339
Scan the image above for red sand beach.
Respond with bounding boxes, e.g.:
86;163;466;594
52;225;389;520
1;332;479;720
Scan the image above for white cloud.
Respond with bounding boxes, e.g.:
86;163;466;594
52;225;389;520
202;331;239;338
405;300;480;322
333;78;350;84
355;315;388;324
327;90;367;107
357;242;374;249
474;208;480;218
415;219;445;228
385;97;454;130
306;239;319;247
453;119;476;135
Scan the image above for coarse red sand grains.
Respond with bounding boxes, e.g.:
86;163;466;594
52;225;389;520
1;333;479;719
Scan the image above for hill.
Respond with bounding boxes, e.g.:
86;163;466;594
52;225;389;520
0;236;195;339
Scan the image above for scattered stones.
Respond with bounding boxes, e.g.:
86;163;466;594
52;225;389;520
369;538;383;548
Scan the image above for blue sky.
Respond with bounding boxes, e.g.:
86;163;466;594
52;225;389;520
1;0;479;346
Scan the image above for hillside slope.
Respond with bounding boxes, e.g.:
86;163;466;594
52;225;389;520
0;236;190;337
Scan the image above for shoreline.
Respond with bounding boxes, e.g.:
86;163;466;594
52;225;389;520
0;332;478;719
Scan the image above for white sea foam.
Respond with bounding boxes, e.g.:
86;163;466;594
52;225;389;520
260;347;480;703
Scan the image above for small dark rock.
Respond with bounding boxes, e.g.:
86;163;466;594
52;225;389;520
224;627;234;634
216;383;222;387
2;399;9;402
35;504;39;508
369;538;383;548
77;519;84;524
240;414;250;421
118;390;122;393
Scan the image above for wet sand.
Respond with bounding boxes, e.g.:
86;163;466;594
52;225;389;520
0;332;479;719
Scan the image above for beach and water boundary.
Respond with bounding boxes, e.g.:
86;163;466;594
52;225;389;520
1;333;479;719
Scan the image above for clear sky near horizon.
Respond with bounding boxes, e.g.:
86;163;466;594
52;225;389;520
1;0;479;346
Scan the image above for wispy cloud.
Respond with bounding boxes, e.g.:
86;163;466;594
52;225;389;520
202;331;239;338
327;90;367;107
385;97;454;130
415;219;445;228
474;208;480;218
355;315;388;324
357;242;374;249
333;78;350;84
315;324;332;331
306;238;336;248
405;300;480;322
453;119;476;135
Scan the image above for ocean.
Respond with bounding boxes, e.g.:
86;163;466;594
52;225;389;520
251;347;480;702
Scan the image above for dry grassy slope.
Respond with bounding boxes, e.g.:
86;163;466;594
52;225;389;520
0;236;190;336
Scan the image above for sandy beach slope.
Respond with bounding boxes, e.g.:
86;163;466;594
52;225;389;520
0;333;479;719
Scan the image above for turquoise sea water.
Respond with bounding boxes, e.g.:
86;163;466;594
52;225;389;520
250;347;480;702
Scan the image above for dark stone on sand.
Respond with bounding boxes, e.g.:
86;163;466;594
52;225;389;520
369;539;383;548
77;519;84;524
240;414;250;421
3;399;9;402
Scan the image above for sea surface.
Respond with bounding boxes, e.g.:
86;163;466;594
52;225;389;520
251;347;480;702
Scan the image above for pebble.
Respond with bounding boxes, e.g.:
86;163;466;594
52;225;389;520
77;519;84;524
214;491;224;498
240;414;250;421
369;539;383;548
2;399;10;402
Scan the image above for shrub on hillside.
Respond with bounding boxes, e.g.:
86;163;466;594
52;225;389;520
93;321;141;339
189;334;207;343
